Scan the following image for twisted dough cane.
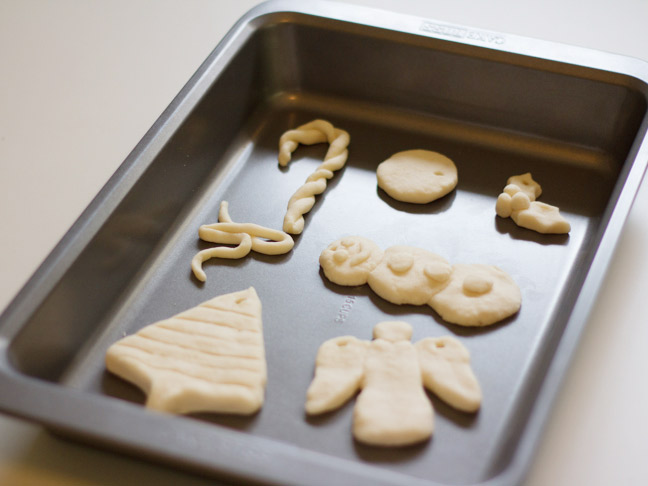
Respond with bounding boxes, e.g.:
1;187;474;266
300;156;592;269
191;201;294;282
278;119;350;234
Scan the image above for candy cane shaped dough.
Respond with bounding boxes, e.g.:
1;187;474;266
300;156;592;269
278;119;350;234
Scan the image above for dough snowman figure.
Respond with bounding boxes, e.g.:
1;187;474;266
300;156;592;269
319;237;521;327
306;321;481;446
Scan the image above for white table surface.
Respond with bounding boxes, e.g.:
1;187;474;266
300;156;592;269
1;0;648;484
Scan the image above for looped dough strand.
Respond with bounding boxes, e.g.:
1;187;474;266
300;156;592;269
191;201;294;282
278;119;350;234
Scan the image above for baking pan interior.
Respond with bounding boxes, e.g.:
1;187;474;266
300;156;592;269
5;10;648;486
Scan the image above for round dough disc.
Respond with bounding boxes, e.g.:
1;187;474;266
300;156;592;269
367;246;452;306
428;263;521;326
376;149;458;204
319;236;384;286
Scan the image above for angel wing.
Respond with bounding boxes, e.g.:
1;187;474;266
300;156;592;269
305;336;369;415
415;336;482;413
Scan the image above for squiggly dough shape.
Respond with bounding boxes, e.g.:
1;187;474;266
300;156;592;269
278;119;350;234
191;201;294;282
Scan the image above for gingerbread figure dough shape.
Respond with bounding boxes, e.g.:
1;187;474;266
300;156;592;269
305;321;481;447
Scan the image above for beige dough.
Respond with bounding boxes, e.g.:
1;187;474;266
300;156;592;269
376;149;458;204
305;336;369;415
105;287;266;415
495;173;570;234
367;245;452;306
354;331;433;446
191;201;294;282
506;172;542;201
319;236;384;286
428;264;521;326
278;119;350;234
305;321;481;447
511;201;571;234
415;336;482;412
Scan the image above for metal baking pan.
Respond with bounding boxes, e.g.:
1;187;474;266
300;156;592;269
1;1;647;485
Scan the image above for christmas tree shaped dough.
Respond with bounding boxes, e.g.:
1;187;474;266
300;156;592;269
105;287;266;415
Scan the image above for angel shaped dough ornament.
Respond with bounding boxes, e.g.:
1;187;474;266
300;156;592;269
305;321;481;447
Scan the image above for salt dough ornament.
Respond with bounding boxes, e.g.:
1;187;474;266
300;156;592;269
319;236;384;286
278;119;350;234
305;321;481;447
191;201;294;282
495;173;570;234
105;287;266;415
376;149;458;204
367;245;452;306
319;237;521;327
429;263;522;327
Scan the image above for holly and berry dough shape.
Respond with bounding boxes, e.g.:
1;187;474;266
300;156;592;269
320;236;521;327
305;321;481;446
495;172;570;234
105;287;267;415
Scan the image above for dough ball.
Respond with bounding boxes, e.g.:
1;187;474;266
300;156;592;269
319;236;384;286
367;246;451;306
376;150;458;204
429;264;521;326
495;192;513;218
510;191;531;211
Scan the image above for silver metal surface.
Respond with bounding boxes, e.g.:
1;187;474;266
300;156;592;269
0;1;647;485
